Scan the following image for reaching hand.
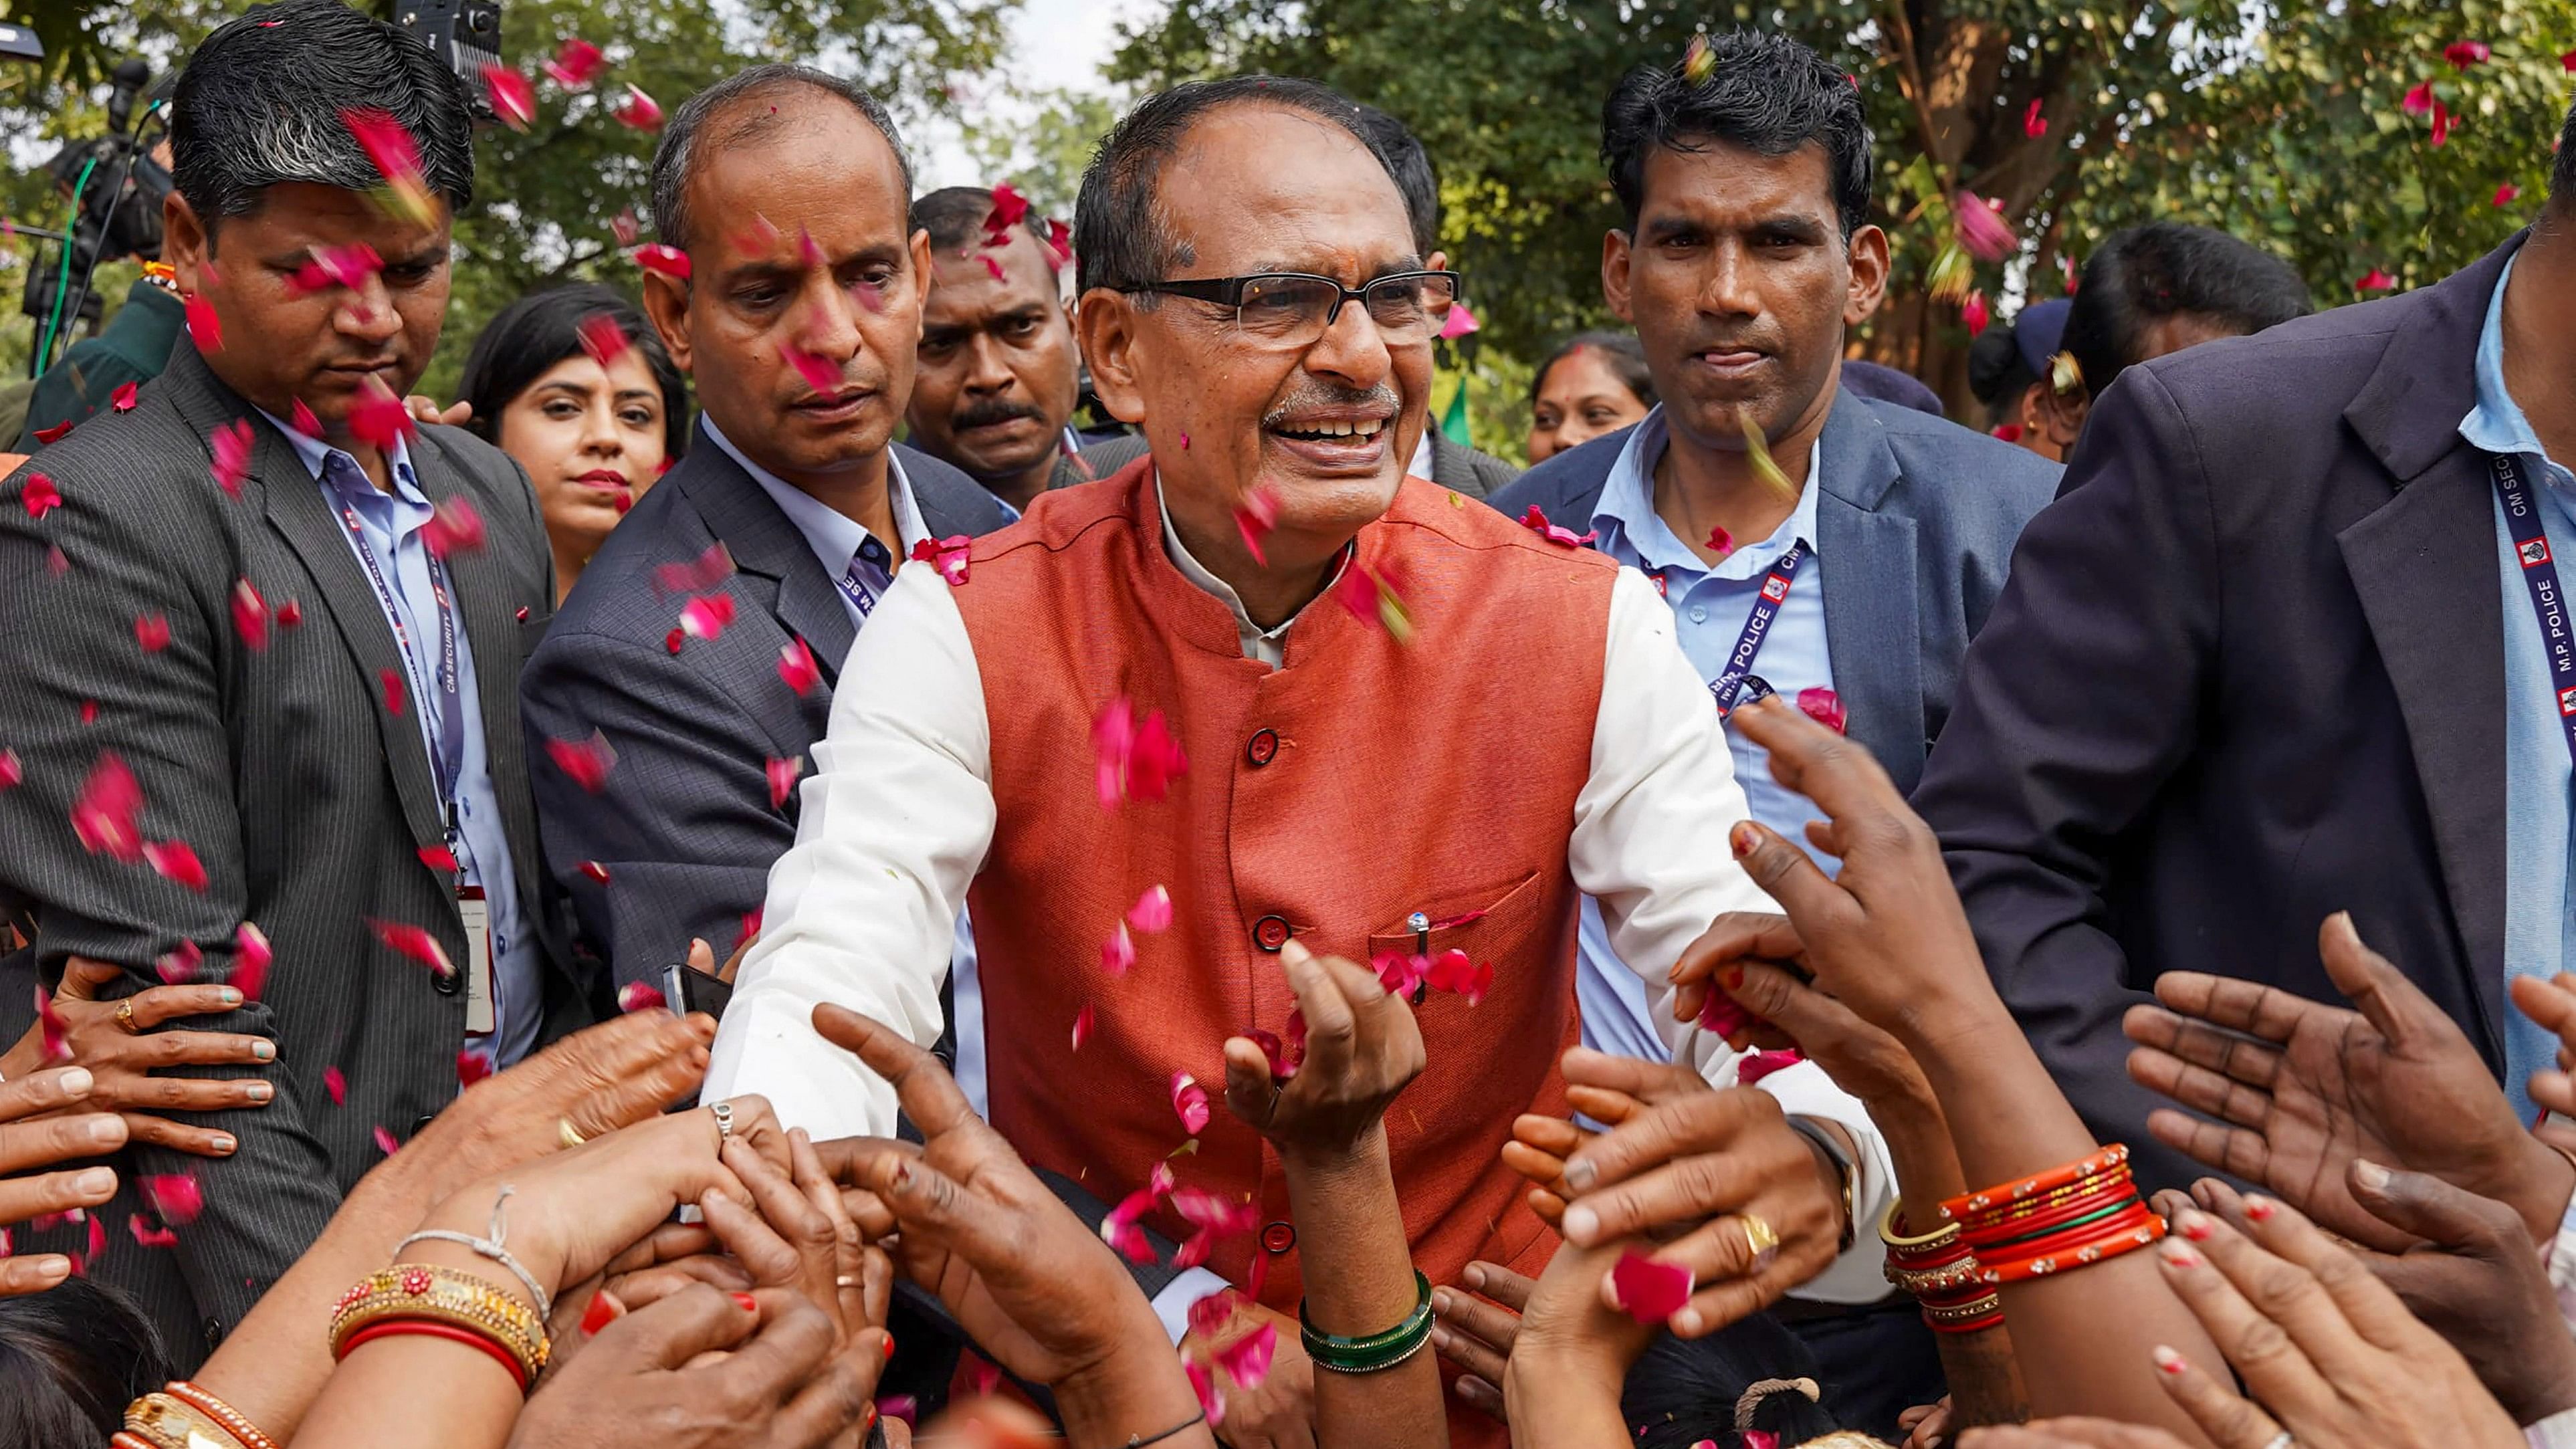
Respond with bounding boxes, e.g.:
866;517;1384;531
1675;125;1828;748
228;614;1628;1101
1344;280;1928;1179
1498;1235;1661;1431
1513;1048;1841;1337
0;958;275;1157
1670;922;1945;1133
2510;972;2576;1112
0;1066;124;1295
403;395;473;428
2123;911;2570;1250
1220;938;1424;1159
810;1004;1170;1391
1431;1259;1535;1423
417;1007;722;1185
506;1285;884;1449
2148;1190;2523;1449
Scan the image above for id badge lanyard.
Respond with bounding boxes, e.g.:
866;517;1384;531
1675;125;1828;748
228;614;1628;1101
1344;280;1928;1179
1705;540;1809;715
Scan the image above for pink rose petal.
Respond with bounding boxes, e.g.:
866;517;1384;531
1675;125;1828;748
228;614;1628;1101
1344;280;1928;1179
1128;885;1173;933
324;1065;347;1105
547;731;617;792
71;752;145;862
233;923;272;1001
1610;1251;1694;1323
143;839;209;891
1102;920;1137;977
231;578;270;649
186;294;223;353
766;756;802;810
1071;1002;1095;1052
618;981;667;1014
776;639;820;695
481;64;536;130
632;244;691;282
1170;1071;1210;1135
141;1174;203;1225
1796;686;1847;734
1214;1321;1277;1391
423;497;486;557
21;472;61;519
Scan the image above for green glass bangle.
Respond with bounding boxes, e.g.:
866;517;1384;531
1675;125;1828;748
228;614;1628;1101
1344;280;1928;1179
1299;1270;1434;1373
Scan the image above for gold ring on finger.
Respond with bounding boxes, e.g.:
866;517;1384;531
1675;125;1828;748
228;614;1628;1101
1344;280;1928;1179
114;1000;138;1034
1741;1212;1780;1268
557;1117;586;1149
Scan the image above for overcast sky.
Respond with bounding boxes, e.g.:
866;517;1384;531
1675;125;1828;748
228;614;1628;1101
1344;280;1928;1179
911;0;1142;190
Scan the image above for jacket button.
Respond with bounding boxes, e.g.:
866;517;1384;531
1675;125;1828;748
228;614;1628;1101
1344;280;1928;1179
1245;729;1279;767
1260;1220;1296;1254
411;1115;436;1135
203;1317;225;1349
433;964;461;996
1251;915;1291;952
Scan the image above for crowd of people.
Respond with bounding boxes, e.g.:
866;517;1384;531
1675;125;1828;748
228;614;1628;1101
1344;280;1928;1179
0;2;2571;1446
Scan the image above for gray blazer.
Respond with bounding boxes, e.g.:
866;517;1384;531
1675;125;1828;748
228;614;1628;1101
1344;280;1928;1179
1488;388;2059;792
0;342;575;1366
522;425;1009;989
1429;430;1521;499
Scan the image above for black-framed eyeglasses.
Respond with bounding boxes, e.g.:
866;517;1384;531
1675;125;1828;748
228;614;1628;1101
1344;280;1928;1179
1125;270;1463;350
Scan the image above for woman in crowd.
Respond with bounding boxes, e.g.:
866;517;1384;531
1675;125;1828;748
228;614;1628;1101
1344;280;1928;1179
455;284;687;603
1526;331;1655;463
1965;298;2068;461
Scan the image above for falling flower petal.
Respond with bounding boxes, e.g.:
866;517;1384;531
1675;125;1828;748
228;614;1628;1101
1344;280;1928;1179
1992;423;2024;444
782;342;841;395
291;399;324;438
2430;101;2454;146
766;756;803;810
546;731;617;792
211;419;253;497
286;243;385;297
984;182;1031;236
777;639;821;695
1961;290;1990;337
186;294;222;353
144;840;209;891
577;314;629;366
368;918;453;977
1071;1002;1095;1051
1610;1252;1695;1323
0;750;17;789
1423;948;1493;1005
1044;218;1073;271
2564;49;2576;73
231;578;270;650
2061;254;2080;296
374;1125;401;1155
633;244;691;282
1128;885;1174;933
1103;921;1138;977
1681;32;1715;84
1517;504;1596;548
1737;1048;1804;1085
112;381;140;413
1093;698;1188;806
2022;98;2047;138
78;699;96;722
2401;80;2435;116
611;207;640;247
481;64;536;130
2443;39;2490;68
134;615;170;653
156;939;203;984
618;981;667;1014
909;534;972;586
141;1175;203;1226
1101;1182;1162;1264
578;860;611;885
2495;183;2522;208
1707;526;1735;558
457;1050;492;1087
350;380;416;451
35;987;70;1063
340;108;435;225
1188;1288;1243;1340
417;843;459;872
541;37;605;89
1187;1359;1226;1428
233;923;271;1000
1214;1321;1277;1391
613;84;664;130
2356;267;2397;293
1437;299;1481;341
1953;191;2016;262
21;473;61;519
653;542;736;596
877;1396;920;1430
2048;350;2084;394
980;255;1006;282
1170;1071;1210;1135
129;1215;180;1248
1373;950;1428;997
72;752;145;862
381;669;406;716
1740;411;1797;499
1796;686;1848;734
680;592;738;641
33;420;72;445
277;599;303;628
324;1065;346;1105
1232;482;1281;565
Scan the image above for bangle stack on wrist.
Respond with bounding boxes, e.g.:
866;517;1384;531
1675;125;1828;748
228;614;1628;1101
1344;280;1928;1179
1943;1144;2165;1287
118;1381;279;1449
1301;1270;1434;1374
1880;1204;2000;1335
328;1262;552;1393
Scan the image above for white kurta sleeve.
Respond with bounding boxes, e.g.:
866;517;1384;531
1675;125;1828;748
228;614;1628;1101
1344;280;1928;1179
1569;564;1895;1302
701;562;996;1141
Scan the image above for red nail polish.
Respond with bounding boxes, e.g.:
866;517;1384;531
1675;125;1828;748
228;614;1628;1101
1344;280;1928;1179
2245;1197;2276;1221
883;1334;896;1360
731;1292;758;1313
2180;1218;2212;1242
1731;826;1755;859
2156;1352;2187;1376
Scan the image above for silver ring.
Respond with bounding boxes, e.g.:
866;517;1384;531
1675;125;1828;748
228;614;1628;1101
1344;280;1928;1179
710;1100;734;1142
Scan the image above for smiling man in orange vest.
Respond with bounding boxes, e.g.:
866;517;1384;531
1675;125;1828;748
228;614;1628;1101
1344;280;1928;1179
706;76;1901;1446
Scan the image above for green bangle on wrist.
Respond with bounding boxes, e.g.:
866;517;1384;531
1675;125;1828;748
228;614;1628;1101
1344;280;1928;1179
1299;1270;1434;1374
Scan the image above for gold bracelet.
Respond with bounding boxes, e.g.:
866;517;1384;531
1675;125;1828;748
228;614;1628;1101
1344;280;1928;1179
1880;1200;1962;1252
124;1392;251;1449
329;1264;551;1381
1920;1291;2004;1325
1886;1254;1986;1297
165;1381;279;1449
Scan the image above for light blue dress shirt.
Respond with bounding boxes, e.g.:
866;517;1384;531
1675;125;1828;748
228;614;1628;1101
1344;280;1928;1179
1574;405;1836;1061
255;413;542;1065
698;419;991;1114
2462;253;2576;1125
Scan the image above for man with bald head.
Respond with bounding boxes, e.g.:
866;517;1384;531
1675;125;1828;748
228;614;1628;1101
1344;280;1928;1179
520;65;1007;996
707;76;1903;1445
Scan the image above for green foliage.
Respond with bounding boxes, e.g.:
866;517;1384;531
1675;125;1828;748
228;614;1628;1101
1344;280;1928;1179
963;86;1124;219
1108;0;2575;408
0;0;1016;397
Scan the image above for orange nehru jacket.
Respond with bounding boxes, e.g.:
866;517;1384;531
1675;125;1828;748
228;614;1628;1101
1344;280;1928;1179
952;458;1616;1335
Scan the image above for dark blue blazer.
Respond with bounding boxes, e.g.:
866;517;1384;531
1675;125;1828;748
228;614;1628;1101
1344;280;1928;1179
1490;387;2060;793
1913;236;2529;1192
522;427;1008;987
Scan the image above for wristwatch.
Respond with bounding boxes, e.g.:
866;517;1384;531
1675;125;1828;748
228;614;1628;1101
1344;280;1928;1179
1786;1115;1859;1254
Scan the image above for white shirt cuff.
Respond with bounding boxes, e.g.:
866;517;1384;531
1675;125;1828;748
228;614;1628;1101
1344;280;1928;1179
1150;1266;1232;1345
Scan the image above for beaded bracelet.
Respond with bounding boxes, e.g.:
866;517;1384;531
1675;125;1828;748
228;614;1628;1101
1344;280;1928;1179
330;1263;551;1385
1888;1254;1988;1297
1301;1270;1434;1374
1921;1291;2004;1333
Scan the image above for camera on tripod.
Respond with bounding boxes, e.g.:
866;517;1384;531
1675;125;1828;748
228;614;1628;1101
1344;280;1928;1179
21;60;171;370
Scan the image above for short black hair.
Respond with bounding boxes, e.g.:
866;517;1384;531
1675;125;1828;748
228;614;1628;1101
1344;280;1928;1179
457;284;689;459
171;0;475;239
1350;103;1440;256
0;1278;169;1446
1602;30;1871;237
1967;322;2037;417
651;65;911;253
2062;222;2312;398
1533;330;1656;409
1620;1316;1837;1449
1074;76;1402;297
911;184;1045;255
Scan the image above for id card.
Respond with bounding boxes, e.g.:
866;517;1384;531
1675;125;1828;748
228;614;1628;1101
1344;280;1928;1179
458;886;496;1036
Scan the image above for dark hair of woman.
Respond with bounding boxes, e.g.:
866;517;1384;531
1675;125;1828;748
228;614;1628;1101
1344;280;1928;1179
0;1276;169;1449
1532;330;1657;408
1621;1313;1843;1449
456;284;690;460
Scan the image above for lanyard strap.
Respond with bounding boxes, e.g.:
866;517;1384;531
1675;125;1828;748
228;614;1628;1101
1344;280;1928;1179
340;502;467;815
836;534;897;621
1705;540;1808;715
2494;453;2576;766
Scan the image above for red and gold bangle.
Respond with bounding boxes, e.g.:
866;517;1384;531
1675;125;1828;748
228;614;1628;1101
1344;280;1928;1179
1960;1176;2136;1237
1966;1192;2147;1256
1977;1200;2158;1266
122;1391;256;1449
161;1381;280;1449
1890;1254;1989;1297
1922;1291;2004;1333
1977;1212;2167;1285
1942;1145;2132;1223
340;1318;532;1393
1880;1202;1963;1255
330;1264;549;1385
